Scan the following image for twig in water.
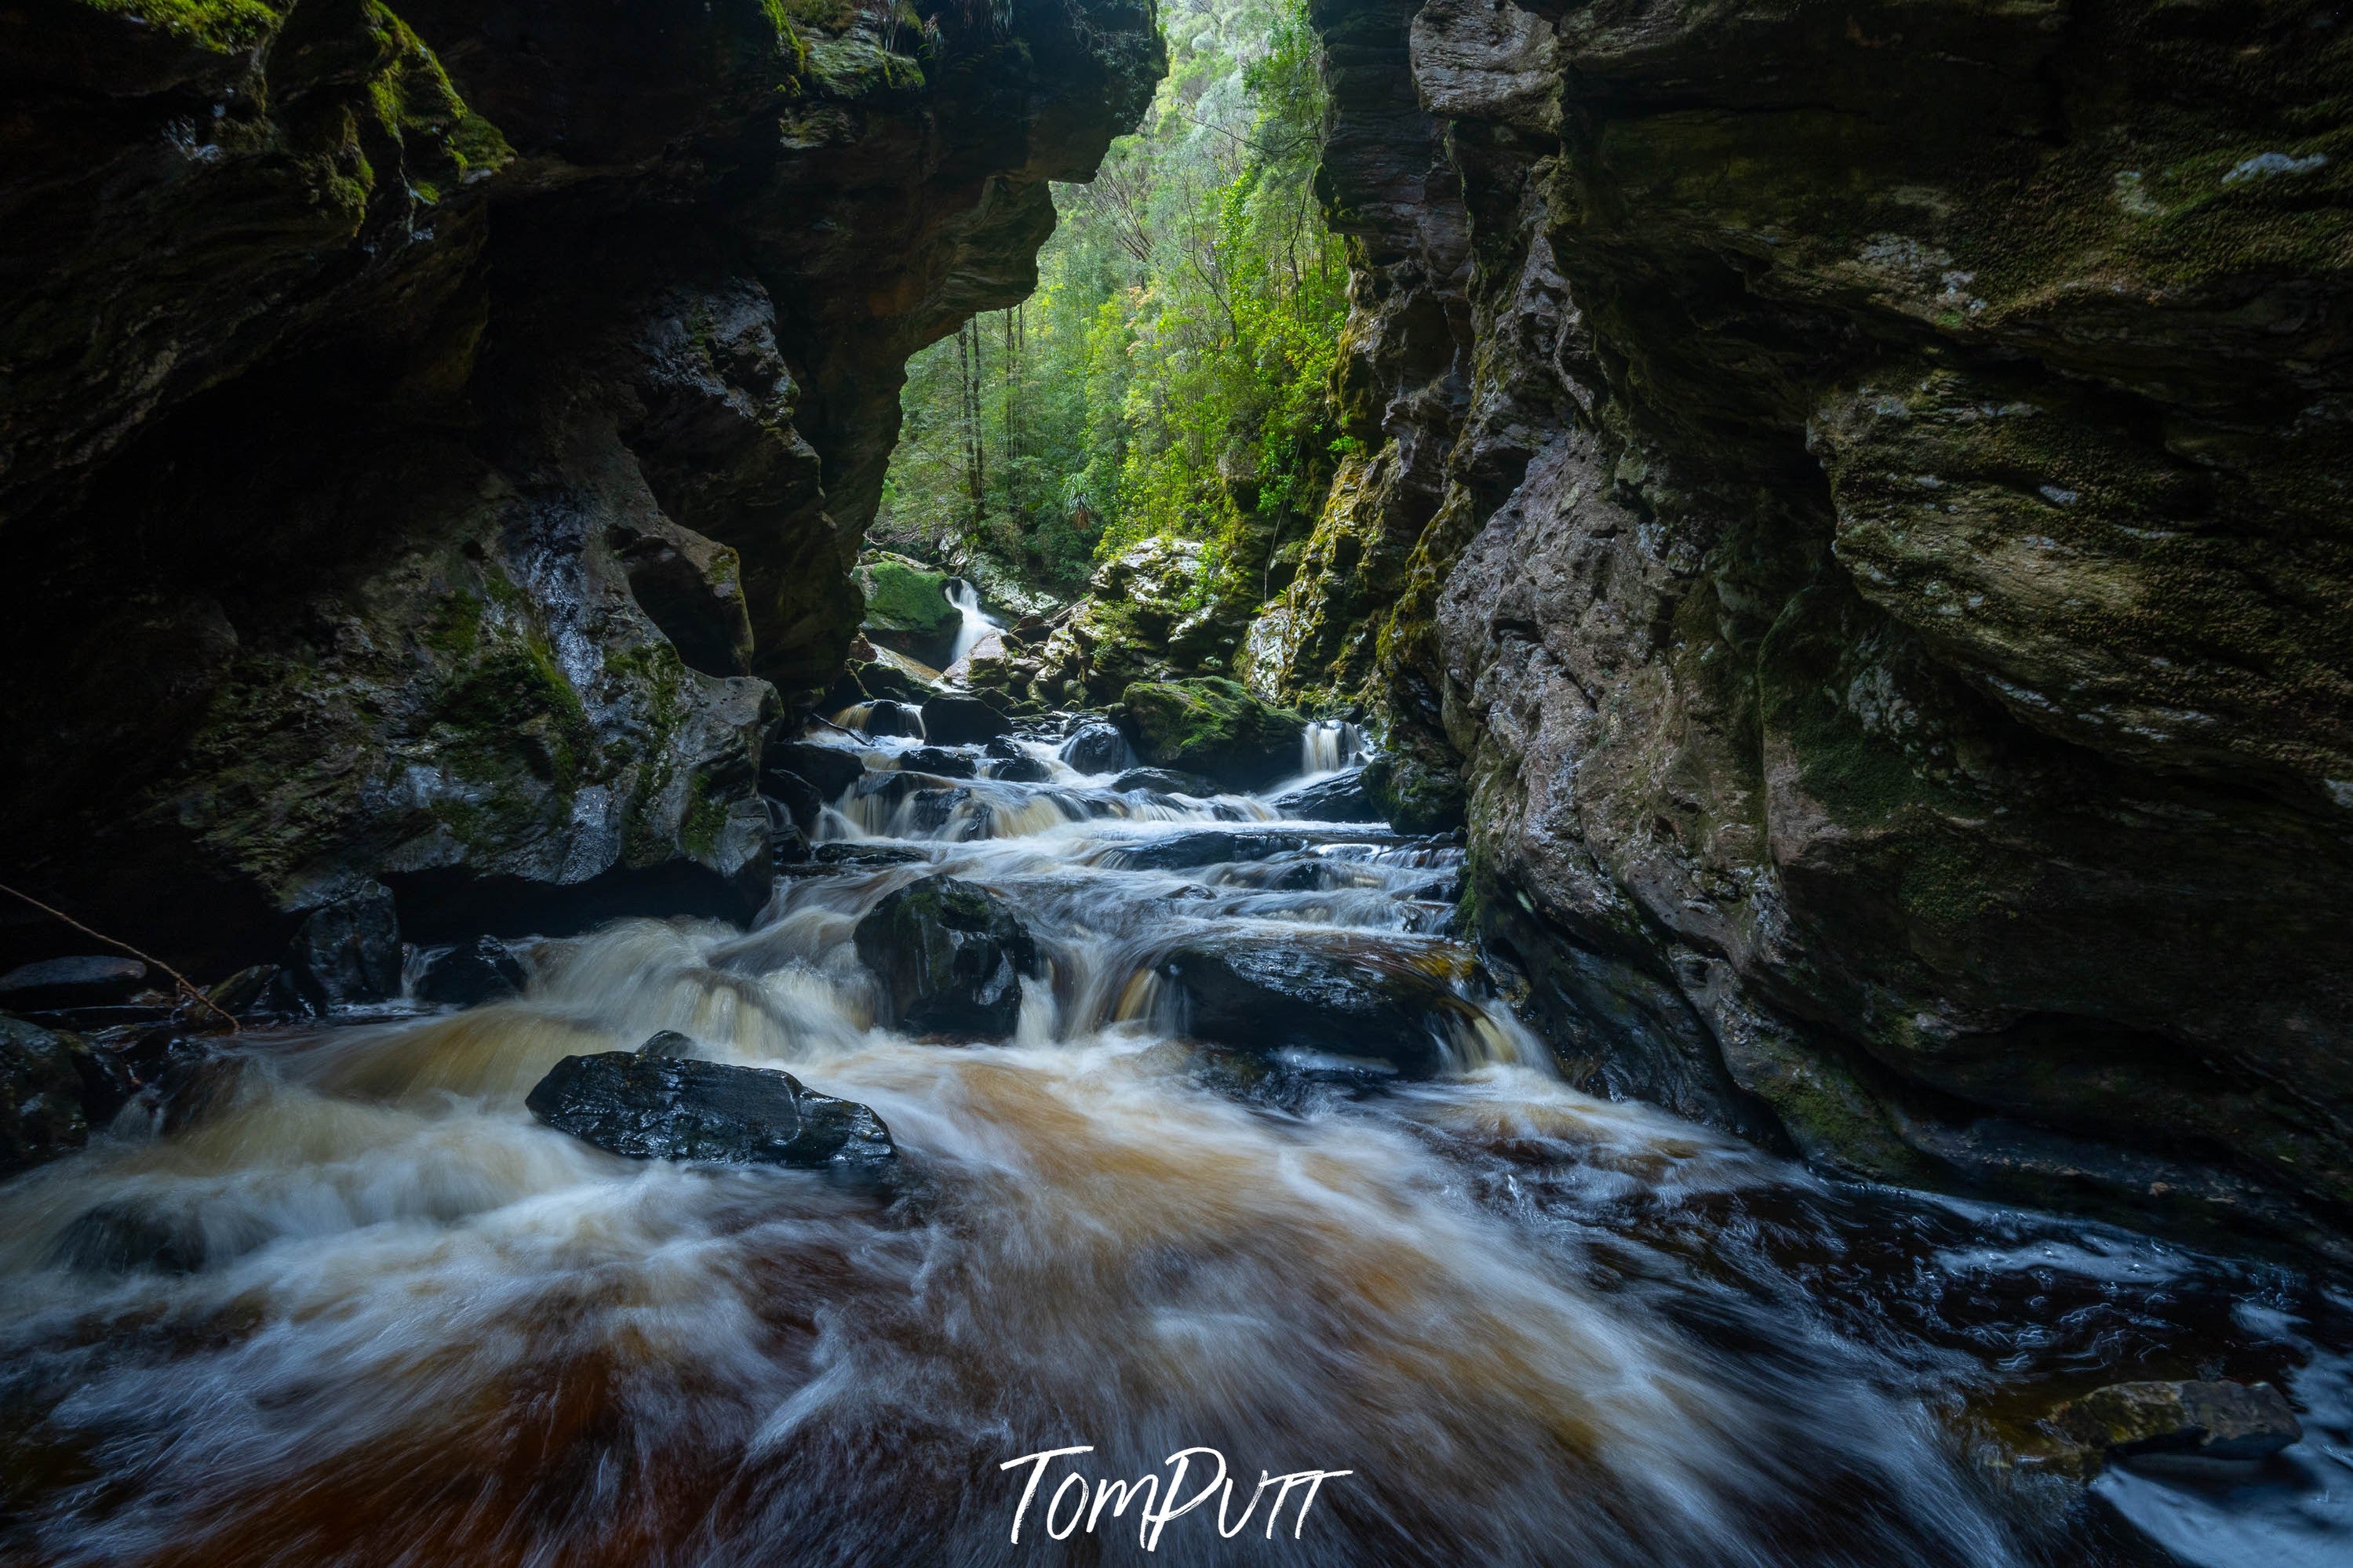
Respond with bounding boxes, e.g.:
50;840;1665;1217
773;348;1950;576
0;879;241;1032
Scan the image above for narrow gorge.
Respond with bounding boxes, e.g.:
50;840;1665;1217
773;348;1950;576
2;2;2349;1565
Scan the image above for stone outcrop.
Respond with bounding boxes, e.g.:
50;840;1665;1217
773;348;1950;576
1261;0;2353;1253
0;0;1160;977
526;1048;897;1177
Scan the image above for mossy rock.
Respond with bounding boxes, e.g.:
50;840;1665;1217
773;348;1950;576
853;555;958;660
1361;752;1465;835
1113;677;1308;791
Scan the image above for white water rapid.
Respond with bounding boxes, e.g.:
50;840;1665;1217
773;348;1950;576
0;715;2345;1568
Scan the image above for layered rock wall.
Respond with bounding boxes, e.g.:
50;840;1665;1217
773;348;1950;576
1270;0;2353;1253
0;0;1159;966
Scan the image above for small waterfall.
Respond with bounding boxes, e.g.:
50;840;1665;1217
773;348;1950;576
944;578;998;668
1302;719;1364;776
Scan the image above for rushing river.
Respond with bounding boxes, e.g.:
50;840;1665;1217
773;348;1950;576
1;722;2348;1567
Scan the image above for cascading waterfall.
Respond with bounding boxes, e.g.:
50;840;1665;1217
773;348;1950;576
944;578;999;669
0;715;2344;1568
1300;719;1362;777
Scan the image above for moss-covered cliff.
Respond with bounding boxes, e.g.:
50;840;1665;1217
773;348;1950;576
0;0;1160;967
1263;0;2353;1254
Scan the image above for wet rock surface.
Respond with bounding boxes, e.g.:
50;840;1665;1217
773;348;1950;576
415;937;528;1007
853;875;1038;1038
1244;0;2353;1254
1059;722;1131;775
0;0;1162;978
0;957;148;1012
2053;1380;2305;1465
1114;678;1308;791
525;1050;896;1177
1156;935;1482;1078
0;1015;107;1177
1273;769;1375;822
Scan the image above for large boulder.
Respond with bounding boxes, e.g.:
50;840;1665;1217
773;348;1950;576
853;555;960;665
1114;678;1308;791
922;693;1011;745
1154;935;1486;1076
2052;1381;2304;1465
525;1050;896;1177
853;875;1038;1037
766;741;866;804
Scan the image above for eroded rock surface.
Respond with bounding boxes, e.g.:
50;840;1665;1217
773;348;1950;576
1258;0;2353;1252
0;0;1161;976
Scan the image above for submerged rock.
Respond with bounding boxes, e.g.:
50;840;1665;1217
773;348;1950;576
1156;936;1484;1077
526;1052;895;1177
854;875;1038;1037
1060;721;1130;774
1114;678;1306;791
1109;767;1220;796
1273;769;1375;821
415;937;528;1007
2052;1380;2304;1465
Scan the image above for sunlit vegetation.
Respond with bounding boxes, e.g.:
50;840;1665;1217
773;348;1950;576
875;0;1341;599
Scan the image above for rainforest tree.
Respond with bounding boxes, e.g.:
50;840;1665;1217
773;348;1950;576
875;0;1342;600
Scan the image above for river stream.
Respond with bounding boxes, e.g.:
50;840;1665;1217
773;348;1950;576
1;722;2348;1567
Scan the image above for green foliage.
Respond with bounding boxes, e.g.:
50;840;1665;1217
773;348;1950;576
876;0;1341;603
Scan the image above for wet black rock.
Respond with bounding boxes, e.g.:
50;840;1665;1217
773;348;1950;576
153;1050;246;1137
989;754;1054;784
764;774;828;837
1061;722;1130;774
858;700;926;739
416;937;528;1007
286;883;402;1008
2;1014;106;1175
0;955;148;1010
810;843;932;869
203;964;282;1020
1106;831;1309;872
1110;767;1219;796
854;875;1038;1037
1273;769;1375;822
2053;1380;2304;1464
639;1030;698;1059
1156;936;1485;1077
526;1051;895;1177
923;693;1011;745
851;660;936;706
766;742;865;805
902;747;979;779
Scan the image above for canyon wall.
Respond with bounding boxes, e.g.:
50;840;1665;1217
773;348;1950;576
1264;0;2353;1254
0;0;1159;967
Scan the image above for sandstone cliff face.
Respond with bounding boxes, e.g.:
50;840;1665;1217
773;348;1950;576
0;0;1159;966
1267;0;2353;1253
